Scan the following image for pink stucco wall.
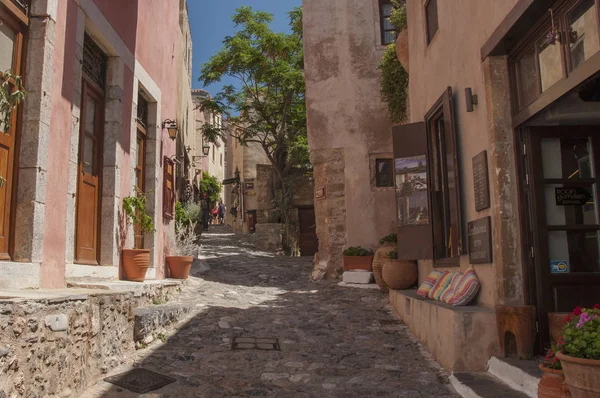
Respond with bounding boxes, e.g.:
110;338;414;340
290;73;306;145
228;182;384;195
92;0;138;52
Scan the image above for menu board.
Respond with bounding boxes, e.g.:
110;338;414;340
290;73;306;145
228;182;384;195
468;216;492;264
473;151;490;212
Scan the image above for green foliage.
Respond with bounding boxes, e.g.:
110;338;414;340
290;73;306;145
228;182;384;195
379;233;398;245
542;344;562;370
343;246;374;257
199;172;222;203
558;305;600;360
389;0;407;32
379;45;409;124
157;333;167;343
0;70;26;134
175;202;188;226
122;190;154;234
184;203;202;223
386;250;398;260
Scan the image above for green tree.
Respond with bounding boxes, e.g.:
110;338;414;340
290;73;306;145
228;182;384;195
198;6;307;250
199;172;222;203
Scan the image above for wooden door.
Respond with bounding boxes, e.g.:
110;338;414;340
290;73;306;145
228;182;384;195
247;210;256;233
75;82;103;264
0;7;25;260
528;126;600;348
298;207;318;256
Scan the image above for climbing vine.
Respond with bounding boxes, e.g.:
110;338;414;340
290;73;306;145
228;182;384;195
378;0;409;124
123;190;155;234
0;70;26;133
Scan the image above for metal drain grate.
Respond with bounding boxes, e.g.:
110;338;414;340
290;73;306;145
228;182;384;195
231;337;280;351
104;368;176;393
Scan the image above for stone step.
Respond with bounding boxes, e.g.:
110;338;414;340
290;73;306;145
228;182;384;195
450;372;531;398
133;304;191;344
342;271;374;284
486;357;541;398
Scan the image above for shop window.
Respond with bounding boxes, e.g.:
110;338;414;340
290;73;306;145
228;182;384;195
425;87;462;265
380;0;395;45
163;157;175;219
425;0;438;44
568;0;600;71
376;158;394;187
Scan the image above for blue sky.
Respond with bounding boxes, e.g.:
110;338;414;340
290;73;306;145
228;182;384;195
188;0;302;95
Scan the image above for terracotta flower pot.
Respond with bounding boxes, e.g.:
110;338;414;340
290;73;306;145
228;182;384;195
343;255;373;272
373;244;395;291
538;364;570;398
556;352;600;398
395;29;409;72
122;249;150;282
167;256;193;279
382;259;417;290
548;313;569;343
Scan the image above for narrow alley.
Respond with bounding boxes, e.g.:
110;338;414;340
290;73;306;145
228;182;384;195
80;226;458;397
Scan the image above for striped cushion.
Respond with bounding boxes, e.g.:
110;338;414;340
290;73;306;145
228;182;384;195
428;271;451;299
452;266;480;306
416;270;443;298
440;272;463;303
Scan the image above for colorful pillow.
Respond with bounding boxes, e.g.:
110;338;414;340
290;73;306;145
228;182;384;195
452;266;480;306
416;270;443;298
428;271;451;299
440;272;463;303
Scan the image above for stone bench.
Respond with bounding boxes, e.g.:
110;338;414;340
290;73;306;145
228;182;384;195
389;289;499;371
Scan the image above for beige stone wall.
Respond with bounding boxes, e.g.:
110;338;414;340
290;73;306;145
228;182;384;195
406;0;523;307
303;0;397;278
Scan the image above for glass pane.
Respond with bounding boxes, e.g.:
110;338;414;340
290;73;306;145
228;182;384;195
538;37;563;92
517;46;539;108
383;18;394;31
545;184;596;225
548;230;600;273
376;159;393;187
381;2;393;17
383;31;396;45
0;22;15;73
83;135;94;174
85;96;96;135
569;0;600;70
541;137;593;179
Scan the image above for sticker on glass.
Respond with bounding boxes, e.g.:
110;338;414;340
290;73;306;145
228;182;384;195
550;260;569;274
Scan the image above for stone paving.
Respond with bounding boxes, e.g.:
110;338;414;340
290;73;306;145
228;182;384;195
79;226;458;398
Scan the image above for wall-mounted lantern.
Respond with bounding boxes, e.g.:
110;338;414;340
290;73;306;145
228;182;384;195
202;144;210;157
163;119;179;140
465;88;478;113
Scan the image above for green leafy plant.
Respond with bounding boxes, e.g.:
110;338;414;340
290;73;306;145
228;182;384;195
169;222;198;257
389;0;407;32
157;333;167;343
557;304;600;360
386;250;398;260
379;233;398;245
542;344;562;370
0;70;26;133
343;246;374;257
175;201;188;226
184;203;202;224
199;172;222;203
123;190;154;236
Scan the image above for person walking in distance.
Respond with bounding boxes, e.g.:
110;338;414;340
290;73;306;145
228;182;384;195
200;191;211;232
218;202;226;225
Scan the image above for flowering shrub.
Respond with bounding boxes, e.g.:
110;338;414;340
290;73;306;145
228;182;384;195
558;304;600;360
542;344;562;370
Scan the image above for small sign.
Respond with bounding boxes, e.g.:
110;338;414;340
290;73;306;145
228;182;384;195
315;186;326;200
467;216;492;264
555;187;592;206
473;151;490;212
550;260;569;274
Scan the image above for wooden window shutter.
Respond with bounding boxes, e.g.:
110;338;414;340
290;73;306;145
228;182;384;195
392;122;434;260
163;157;175;219
441;87;463;256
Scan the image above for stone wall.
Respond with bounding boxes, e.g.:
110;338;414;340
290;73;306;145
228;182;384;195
251;224;285;253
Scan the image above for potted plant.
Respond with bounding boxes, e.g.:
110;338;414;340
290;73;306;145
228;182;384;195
373;233;397;291
556;304;600;398
381;250;417;290
342;246;374;271
122;191;154;282
166;222;197;280
539;345;570;398
185;202;203;238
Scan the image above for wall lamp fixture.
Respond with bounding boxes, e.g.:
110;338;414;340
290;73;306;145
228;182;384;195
162;119;179;140
465;88;478;113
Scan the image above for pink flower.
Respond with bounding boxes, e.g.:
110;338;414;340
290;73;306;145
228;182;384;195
573;306;583;316
577;312;591;328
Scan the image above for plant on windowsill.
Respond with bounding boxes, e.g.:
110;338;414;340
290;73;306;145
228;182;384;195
379;0;409;124
342;246;374;272
373;233;398;291
122;190;154;282
0;70;26;135
165;222;198;280
555;304;600;397
538;344;570;398
381;249;417;290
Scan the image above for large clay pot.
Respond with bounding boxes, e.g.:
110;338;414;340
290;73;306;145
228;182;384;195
556;352;600;398
122;249;150;282
373;243;395;291
343;256;373;272
382;259;417;290
548;313;569;343
395;29;409;72
538;364;570;398
167;256;193;279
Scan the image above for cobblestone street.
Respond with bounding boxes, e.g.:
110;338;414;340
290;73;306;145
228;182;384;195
80;226;458;398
